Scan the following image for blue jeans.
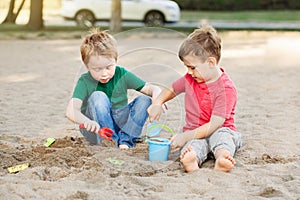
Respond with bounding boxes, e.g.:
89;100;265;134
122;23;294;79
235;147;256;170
79;91;151;147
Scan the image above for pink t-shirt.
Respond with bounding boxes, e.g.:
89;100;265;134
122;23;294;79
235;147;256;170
172;68;237;132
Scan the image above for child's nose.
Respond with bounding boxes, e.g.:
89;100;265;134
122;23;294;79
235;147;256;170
102;69;108;76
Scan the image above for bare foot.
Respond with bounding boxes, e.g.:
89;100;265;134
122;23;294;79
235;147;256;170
214;154;235;172
119;144;129;149
180;146;200;173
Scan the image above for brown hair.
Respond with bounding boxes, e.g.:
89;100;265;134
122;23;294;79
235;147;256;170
179;25;221;63
80;28;118;66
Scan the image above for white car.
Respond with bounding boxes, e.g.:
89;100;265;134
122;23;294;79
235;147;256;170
61;0;180;26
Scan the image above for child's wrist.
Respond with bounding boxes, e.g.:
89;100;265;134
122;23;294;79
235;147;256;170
152;101;163;106
185;130;196;141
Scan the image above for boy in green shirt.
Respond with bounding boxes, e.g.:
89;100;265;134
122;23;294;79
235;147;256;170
66;29;161;149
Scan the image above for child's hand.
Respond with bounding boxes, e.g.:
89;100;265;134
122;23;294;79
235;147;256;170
147;104;163;122
170;133;188;152
83;121;100;134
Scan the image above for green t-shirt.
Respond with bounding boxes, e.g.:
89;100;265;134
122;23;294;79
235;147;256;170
72;66;146;112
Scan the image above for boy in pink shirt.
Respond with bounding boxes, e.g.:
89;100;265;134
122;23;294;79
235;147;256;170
147;25;242;173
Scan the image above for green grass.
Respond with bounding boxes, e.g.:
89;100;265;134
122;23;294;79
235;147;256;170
181;10;300;22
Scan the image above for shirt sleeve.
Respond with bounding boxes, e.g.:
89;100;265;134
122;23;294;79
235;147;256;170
72;76;88;101
212;85;236;119
124;71;146;91
172;75;186;94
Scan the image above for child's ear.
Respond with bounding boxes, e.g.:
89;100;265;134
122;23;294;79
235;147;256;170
207;57;217;67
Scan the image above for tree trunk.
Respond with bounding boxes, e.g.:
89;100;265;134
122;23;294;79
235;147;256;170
14;0;26;22
27;0;43;30
110;0;122;33
2;0;26;24
2;0;15;23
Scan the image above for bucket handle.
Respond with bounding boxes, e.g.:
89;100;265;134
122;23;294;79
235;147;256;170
146;123;175;137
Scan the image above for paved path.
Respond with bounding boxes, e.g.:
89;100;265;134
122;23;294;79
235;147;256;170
168;20;300;30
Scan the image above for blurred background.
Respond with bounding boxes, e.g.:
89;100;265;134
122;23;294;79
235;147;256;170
0;0;299;31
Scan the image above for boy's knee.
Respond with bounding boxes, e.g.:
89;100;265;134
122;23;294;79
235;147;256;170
87;91;111;114
183;139;208;153
135;95;151;107
88;92;110;106
209;128;239;157
89;91;108;102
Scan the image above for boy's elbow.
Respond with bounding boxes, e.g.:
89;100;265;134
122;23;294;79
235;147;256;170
65;104;74;121
65;109;71;120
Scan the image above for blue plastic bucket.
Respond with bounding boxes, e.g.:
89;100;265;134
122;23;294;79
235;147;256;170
148;138;171;161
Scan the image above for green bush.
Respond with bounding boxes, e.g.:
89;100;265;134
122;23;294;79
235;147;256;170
172;0;300;10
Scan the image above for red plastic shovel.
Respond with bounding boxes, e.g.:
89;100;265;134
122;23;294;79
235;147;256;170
79;124;113;141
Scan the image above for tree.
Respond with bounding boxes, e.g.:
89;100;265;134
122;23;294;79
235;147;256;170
27;0;43;30
2;0;26;24
110;0;122;32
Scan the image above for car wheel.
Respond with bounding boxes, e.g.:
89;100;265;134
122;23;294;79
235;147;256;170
75;10;95;27
145;11;164;26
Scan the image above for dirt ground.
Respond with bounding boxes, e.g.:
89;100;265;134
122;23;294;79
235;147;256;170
0;29;299;199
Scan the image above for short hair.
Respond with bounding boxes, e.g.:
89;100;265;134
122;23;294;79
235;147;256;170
80;28;118;66
179;25;221;63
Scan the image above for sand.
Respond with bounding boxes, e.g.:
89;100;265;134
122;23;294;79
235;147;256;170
0;29;299;200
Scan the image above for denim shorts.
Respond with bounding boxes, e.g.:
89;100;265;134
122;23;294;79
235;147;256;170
181;127;242;165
